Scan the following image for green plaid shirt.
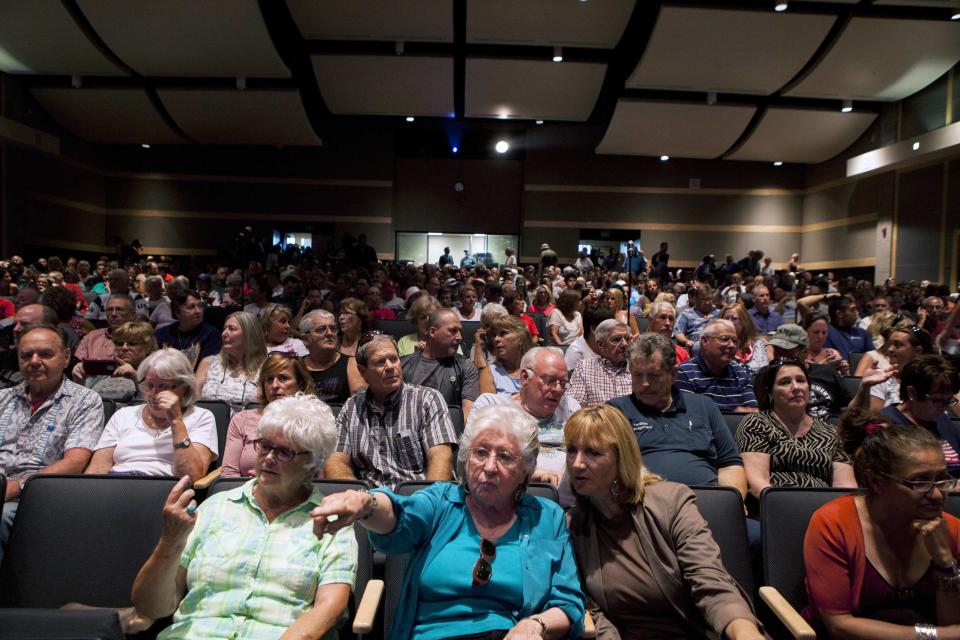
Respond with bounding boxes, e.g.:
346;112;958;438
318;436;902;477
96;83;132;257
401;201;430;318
159;480;357;640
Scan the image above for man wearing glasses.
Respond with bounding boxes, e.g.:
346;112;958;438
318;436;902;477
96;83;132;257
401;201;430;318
675;319;759;413
324;333;457;490
0;324;104;564
568;319;633;406
473;347;581;503
71;295;136;383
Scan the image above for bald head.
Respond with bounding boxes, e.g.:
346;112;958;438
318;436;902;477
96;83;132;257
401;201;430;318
14;304;57;342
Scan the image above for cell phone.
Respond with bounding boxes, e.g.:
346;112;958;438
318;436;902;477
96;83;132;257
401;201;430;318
84;359;117;376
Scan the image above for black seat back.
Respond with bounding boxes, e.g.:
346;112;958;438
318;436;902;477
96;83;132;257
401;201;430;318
720;413;744;439
460;321;481;355
374;319;416;340
195;400;232;465
448;405;465;438
0;475;178;608
691;485;755;596
848;352;864;373
841;376;862;399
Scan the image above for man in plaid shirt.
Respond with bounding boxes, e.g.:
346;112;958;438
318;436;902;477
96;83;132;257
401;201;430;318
324;334;457;489
567;319;633;406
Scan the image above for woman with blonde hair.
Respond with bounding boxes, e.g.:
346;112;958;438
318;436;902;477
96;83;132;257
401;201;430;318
721;303;769;374
528;284;556;315
337;297;369;357
196;311;266;412
565;404;764;640
604;287;640;336
260;303;308;357
854;310;897;376
398;294;440;357
490;315;535;393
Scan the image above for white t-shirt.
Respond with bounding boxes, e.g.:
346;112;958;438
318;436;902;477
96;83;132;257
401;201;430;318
547;309;582;346
455;306;482;322
870;376;900;407
95;405;219;476
267;337;309;357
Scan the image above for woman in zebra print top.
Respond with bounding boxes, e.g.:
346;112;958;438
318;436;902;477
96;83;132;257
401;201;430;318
736;357;859;501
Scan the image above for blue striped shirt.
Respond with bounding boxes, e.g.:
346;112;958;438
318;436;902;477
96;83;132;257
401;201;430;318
675;354;758;412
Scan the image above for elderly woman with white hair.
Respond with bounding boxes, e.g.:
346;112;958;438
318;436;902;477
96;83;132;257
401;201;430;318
84;348;217;481
133;394;357;640
312;404;585;640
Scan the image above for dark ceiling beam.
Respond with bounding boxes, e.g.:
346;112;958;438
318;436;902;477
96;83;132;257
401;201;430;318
775;13;851;96
452;0;466;118
719;106;768;160
306;39;612;64
24;76;298;90
587;0;662;128
661;0;960;20
620;88;885;112
60;0;194;143
258;0;330;140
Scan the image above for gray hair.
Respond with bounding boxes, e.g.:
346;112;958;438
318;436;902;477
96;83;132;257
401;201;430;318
257;393;337;472
106;294;134;310
458;404;539;478
648;300;675;319
425;307;458;333
299;309;335;334
701;318;735;341
144;275;164;289
628;333;676;372
355;334;398;367
480;303;508;325
519;346;564;372
137;348;199;409
595;318;628;345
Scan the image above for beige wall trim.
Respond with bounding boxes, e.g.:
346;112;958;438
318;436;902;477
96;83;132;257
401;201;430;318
24;192;392;224
525;220;803;233
525;184;801;197
801;257;877;270
800;213;878;233
23;236;219;256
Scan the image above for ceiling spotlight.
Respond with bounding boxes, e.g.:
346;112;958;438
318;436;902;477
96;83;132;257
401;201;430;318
774;1;788;11
141;143;151;149
912;141;920;151
71;74;82;89
535;120;544;125
706;91;717;105
236;77;246;90
395;41;405;55
773;161;783;167
452;146;459;154
951;12;960;20
659;155;669;162
498;113;509;120
405;116;415;122
841;100;853;113
495;140;509;154
552;47;563;63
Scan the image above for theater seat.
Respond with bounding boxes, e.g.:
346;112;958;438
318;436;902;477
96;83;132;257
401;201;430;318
840;377;862;399
373;319;416;340
0;608;123;640
691;485;755;596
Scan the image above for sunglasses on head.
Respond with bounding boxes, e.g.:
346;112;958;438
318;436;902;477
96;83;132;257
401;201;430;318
357;330;388;349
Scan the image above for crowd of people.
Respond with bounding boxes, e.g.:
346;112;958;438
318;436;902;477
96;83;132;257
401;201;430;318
1;235;960;639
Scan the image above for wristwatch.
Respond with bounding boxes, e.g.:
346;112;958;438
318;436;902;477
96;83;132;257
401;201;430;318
174;437;192;449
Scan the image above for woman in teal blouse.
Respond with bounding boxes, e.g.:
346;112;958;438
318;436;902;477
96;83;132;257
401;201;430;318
312;404;584;640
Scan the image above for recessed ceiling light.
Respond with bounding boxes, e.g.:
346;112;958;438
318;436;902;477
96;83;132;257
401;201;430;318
535;120;544;125
774;1;788;11
951;12;960;20
452;146;459;154
495;140;509;154
773;161;783;167
552;46;563;63
141;143;151;149
912;141;920;151
841;100;853;113
659;155;669;162
498;113;509;120
405;116;415;122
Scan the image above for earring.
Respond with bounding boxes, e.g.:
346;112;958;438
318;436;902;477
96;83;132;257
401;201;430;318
514;484;525;504
610;478;625;501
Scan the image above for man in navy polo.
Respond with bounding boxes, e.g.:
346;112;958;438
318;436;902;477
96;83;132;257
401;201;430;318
675;319;759;413
748;285;782;333
607;333;746;495
825;296;874;360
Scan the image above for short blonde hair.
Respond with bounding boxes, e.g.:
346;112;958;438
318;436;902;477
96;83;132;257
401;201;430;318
563;405;660;505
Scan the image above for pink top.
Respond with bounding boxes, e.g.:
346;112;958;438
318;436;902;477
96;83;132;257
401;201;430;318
220;409;261;478
75;327;115;361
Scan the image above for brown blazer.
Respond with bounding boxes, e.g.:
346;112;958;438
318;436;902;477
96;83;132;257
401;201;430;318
568;481;759;640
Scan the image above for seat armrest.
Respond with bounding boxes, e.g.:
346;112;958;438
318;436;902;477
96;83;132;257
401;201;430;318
758;586;816;639
352;578;384;634
583;611;596;638
192;467;222;490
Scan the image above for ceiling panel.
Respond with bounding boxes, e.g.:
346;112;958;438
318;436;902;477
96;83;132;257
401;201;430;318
289;0;452;42
467;0;635;48
311;55;453;117
0;0;122;75
159;90;320;146
465;59;605;121
30;88;183;144
627;8;834;94
77;0;289;77
786;17;960;100
595;100;756;158
874;0;960;7
728;108;876;163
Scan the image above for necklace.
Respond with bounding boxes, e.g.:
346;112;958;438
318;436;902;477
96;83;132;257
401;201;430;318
142;407;171;438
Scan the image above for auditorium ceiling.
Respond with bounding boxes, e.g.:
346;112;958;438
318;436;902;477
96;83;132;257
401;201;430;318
1;0;959;163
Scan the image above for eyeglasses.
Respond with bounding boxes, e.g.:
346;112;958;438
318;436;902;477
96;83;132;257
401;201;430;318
770;357;804;368
469;446;521;470
112;340;146;348
266;351;298;361
922;394;960;408
251;439;309;462
310;324;338;335
879;471;958;494
530;371;569;390
140;380;179;393
472;538;497;587
705;335;737;345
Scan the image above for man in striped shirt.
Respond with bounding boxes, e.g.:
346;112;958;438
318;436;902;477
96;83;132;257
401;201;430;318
675;319;759;414
323;334;457;490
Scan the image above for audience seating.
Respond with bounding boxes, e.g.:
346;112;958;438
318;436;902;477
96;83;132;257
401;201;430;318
720;413;744;439
207;477;380;637
840;376;862;399
0;475;178;638
523;312;549;343
847;352;864;373
448;405;465;438
101;398;116;425
636;316;649;333
690;485;755;596
202;306;229;332
373;319;415;341
460;321;480;355
194;400;232;467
